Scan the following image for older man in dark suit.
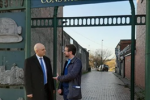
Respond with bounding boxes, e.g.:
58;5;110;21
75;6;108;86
53;44;82;100
24;43;55;100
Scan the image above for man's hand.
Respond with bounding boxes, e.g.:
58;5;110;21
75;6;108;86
57;89;62;94
53;73;59;80
27;94;33;98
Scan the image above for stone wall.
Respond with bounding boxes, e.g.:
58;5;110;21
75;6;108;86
135;0;146;89
31;7;63;74
125;55;131;80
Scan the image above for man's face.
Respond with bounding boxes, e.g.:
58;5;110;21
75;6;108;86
64;47;71;58
37;45;46;57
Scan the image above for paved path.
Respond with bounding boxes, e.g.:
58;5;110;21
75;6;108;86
57;70;132;100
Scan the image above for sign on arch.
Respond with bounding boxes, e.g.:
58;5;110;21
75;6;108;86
31;0;128;8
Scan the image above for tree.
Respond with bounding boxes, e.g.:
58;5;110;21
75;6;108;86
91;49;113;67
89;53;95;68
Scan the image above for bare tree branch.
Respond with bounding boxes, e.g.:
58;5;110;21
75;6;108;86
89;49;113;67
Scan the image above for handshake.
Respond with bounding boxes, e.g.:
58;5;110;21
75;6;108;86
53;73;63;94
53;73;59;80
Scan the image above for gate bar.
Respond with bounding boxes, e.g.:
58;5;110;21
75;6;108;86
25;0;31;58
31;15;146;28
53;6;58;100
25;0;31;99
145;0;150;100
129;0;135;100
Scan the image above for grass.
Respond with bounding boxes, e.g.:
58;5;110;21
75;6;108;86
105;59;116;72
82;71;90;75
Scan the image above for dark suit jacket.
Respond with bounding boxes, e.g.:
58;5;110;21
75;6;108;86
24;55;55;100
58;56;82;99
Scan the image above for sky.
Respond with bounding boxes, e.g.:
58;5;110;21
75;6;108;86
63;1;137;56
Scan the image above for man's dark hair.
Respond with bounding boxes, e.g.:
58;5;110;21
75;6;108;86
66;44;76;55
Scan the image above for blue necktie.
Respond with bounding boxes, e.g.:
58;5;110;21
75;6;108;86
39;58;47;84
66;59;71;68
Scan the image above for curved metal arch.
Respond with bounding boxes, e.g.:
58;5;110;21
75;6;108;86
52;1;137;100
129;0;135;100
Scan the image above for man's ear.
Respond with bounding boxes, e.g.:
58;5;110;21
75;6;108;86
35;49;38;53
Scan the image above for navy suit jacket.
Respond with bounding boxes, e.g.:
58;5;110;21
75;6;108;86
58;56;82;99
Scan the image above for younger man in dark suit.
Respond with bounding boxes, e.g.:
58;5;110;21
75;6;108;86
53;44;82;100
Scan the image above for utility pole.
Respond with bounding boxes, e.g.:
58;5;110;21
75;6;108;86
101;40;103;65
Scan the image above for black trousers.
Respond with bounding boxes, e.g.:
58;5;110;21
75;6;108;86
27;84;50;100
44;83;49;100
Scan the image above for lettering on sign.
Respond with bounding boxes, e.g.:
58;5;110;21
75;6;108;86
41;0;81;3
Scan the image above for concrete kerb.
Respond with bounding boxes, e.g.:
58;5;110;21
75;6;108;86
113;72;145;100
